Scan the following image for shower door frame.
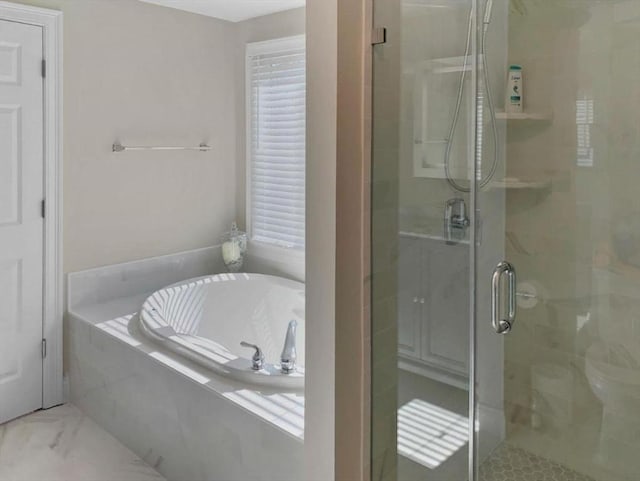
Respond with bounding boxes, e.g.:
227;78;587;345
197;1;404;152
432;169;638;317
468;1;481;479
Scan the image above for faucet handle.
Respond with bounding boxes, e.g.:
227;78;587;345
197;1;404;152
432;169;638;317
280;320;298;374
240;341;265;370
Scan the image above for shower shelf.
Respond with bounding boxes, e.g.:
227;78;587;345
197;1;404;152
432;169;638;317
496;111;553;121
490;178;552;190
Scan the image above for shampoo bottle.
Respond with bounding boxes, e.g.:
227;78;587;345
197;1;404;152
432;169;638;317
506;65;523;113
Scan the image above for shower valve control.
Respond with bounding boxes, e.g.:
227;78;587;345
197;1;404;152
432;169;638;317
444;198;470;244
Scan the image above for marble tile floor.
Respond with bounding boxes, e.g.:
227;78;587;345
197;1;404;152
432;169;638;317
0;404;165;481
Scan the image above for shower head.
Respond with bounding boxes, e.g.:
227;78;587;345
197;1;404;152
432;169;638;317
483;0;494;24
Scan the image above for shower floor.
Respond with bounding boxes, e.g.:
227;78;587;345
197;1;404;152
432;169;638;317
478;443;595;481
397;371;598;481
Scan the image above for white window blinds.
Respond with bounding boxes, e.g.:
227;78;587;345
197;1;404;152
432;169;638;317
247;37;306;250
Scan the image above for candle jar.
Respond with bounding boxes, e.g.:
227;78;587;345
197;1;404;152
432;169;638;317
221;225;247;273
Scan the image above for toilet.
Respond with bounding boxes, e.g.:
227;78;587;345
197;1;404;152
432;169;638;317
585;340;640;473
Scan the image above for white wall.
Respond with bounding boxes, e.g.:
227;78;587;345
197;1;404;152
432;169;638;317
335;0;371;477
9;1;309;279
13;0;239;273
305;0;336;478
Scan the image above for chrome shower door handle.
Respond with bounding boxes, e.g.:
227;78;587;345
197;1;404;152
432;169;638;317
491;261;516;334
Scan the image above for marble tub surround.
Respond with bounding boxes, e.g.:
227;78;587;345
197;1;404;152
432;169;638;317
67;245;225;309
78;311;305;436
67;244;303;309
0;404;165;481
67;248;304;481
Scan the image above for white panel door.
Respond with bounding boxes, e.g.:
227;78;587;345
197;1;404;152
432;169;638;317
0;19;44;424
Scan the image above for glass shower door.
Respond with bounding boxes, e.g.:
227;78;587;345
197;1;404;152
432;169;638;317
474;1;640;481
371;0;478;480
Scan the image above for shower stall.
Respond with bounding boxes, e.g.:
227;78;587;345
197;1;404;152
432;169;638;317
370;0;640;480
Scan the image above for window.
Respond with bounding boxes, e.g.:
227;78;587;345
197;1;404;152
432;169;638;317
246;36;306;251
576;97;594;167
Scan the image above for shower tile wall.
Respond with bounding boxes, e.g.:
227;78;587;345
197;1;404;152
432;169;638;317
503;2;640;480
399;5;471;227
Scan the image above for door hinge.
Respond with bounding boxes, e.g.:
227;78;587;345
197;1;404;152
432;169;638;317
372;27;387;45
41;59;46;78
41;199;46;218
42;339;47;359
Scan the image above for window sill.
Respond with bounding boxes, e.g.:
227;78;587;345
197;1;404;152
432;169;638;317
246;241;305;282
248;240;304;263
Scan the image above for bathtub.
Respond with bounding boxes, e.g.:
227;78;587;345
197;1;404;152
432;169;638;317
138;273;305;390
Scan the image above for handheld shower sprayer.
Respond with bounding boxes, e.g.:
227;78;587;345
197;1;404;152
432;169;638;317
444;0;499;193
483;0;494;26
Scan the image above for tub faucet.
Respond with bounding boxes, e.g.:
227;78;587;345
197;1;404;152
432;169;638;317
240;341;265;370
280;320;298;374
